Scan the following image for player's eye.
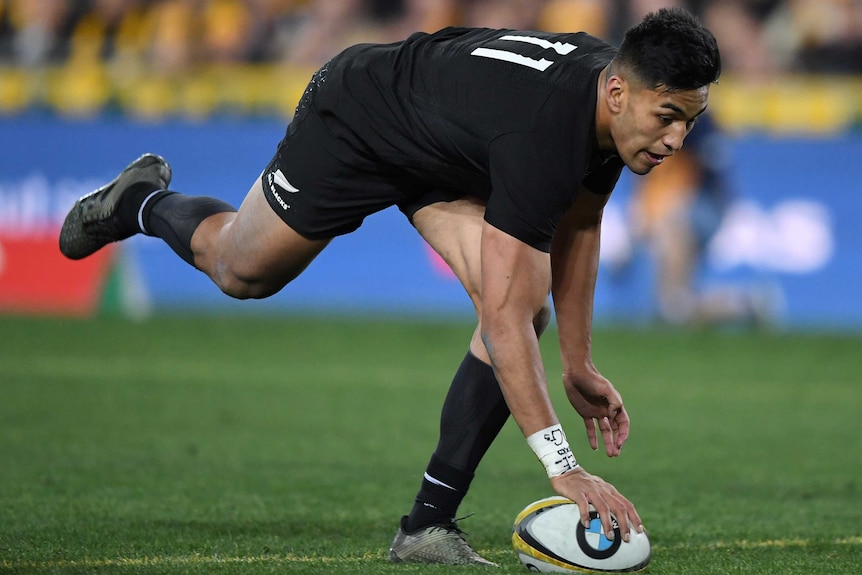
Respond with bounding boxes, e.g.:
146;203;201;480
658;115;672;125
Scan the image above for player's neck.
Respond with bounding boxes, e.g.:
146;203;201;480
594;65;616;153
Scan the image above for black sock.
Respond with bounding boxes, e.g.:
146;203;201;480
435;352;510;470
403;454;474;532
116;186;169;236
404;352;509;531
143;192;236;267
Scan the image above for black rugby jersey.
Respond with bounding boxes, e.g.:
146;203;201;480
313;27;624;252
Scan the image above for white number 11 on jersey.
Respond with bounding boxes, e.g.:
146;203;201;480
471;35;578;71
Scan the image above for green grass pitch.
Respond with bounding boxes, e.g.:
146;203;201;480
1;314;860;574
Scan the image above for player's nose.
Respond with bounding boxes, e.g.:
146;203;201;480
663;124;686;152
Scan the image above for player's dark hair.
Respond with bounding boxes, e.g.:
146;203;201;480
614;7;721;91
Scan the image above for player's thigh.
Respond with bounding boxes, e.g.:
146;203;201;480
413;197;486;309
217;178;330;295
413;197;551;338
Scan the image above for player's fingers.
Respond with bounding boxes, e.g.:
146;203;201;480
620;497;646;541
598;487;636;542
610;485;644;539
593;498;616;541
610;498;632;542
627;499;645;534
583;418;599;450
597;416;618;457
575;493;592;529
614;407;631;448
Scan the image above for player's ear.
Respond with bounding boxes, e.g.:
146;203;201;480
605;74;626;115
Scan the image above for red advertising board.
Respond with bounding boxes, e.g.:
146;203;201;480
0;229;114;316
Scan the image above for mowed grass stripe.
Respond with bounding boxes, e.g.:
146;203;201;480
0;551;387;569
3;537;861;570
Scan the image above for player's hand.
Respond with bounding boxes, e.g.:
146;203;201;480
550;466;644;542
562;366;629;457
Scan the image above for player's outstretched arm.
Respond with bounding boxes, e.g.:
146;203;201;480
479;221;643;541
479;221;559;447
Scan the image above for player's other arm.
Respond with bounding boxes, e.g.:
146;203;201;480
550;187;629;457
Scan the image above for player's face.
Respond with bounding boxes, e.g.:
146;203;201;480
613;84;709;175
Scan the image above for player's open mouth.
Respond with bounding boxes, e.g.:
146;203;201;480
645;151;665;166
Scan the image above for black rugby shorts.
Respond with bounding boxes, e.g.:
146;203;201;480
261;105;466;240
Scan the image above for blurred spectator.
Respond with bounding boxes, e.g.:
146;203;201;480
461;0;544;29
623;112;778;327
277;0;366;67
144;0;198;73
605;0;782;325
69;0;146;64
375;0;458;41
765;0;862;74
201;0;256;63
701;0;778;78
536;0;609;36
2;0;75;66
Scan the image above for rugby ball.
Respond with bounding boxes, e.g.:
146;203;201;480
512;496;650;573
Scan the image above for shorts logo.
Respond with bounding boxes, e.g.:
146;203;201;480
273;169;300;193
266;168;299;211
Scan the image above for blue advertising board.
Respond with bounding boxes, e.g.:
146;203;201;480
1;114;859;329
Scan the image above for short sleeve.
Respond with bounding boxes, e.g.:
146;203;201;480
484;131;582;252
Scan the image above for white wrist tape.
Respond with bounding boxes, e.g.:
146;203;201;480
526;424;579;478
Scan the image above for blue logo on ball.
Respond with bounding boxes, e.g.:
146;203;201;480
577;511;622;559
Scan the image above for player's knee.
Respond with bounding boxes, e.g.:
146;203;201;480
473;297;550;338
218;277;279;300
212;260;289;300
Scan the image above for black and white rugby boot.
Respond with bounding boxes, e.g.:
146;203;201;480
59;153;171;260
388;516;497;566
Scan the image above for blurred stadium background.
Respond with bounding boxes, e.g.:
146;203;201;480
1;0;861;329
